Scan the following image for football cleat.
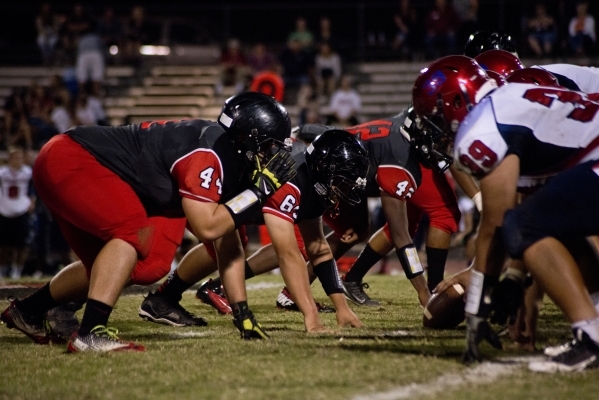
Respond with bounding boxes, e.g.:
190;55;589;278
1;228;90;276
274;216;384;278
342;280;381;306
1;299;55;344
67;325;145;353
233;311;270;340
543;340;575;357
196;279;232;315
275;287;335;313
138;292;208;327
529;330;599;373
44;303;81;342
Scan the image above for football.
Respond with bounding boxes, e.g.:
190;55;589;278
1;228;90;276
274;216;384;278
422;283;466;329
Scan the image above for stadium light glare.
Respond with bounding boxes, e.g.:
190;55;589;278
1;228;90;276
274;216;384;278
139;45;171;56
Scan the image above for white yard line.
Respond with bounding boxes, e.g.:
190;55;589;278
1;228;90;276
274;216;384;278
351;356;545;400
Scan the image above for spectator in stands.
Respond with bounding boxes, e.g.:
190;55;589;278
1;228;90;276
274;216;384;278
526;2;557;58
0;146;35;279
216;38;250;95
315;16;340;52
569;0;596;56
50;92;74;135
76;21;105;99
314;41;342;101
2;89;32;151
73;85;106;127
278;38;314;105
391;0;419;59
326;74;361;127
424;0;461;59
287;16;315;55
123;5;151;65
96;6;125;64
24;82;57;150
35;3;63;66
247;42;278;76
59;3;93;65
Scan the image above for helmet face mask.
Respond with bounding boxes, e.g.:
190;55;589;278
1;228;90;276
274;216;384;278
402;107;453;173
306;129;369;218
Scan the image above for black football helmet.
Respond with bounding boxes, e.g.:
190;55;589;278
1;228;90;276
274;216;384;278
305;129;369;217
218;91;292;168
463;30;518;58
401;106;453;173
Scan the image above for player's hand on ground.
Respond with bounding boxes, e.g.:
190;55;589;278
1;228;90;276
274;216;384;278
253;149;296;198
306;324;335;334
336;308;364;328
463;314;502;364
489;275;524;326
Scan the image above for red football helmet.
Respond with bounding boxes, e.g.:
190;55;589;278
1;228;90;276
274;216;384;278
506;67;561;88
474;49;524;77
412;55;497;137
486;70;507;87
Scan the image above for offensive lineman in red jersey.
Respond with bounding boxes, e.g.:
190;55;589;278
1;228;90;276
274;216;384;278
138;129;368;332
412;55;599;371
0;92;296;351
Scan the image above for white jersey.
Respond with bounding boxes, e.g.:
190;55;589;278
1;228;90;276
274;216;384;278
533;64;599;93
0;164;33;217
454;83;599;188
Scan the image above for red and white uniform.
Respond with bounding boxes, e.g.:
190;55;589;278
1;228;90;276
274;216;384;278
0;163;32;218
454;83;599;180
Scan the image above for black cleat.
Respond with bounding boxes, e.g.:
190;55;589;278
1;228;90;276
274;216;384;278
1;299;55;344
342;281;381;306
138;292;208;327
44;303;81;341
529;329;599;373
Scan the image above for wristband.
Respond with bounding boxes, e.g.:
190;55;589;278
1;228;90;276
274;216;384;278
313;259;344;295
464;270;498;317
395;244;424;279
224;188;264;229
472;191;482;213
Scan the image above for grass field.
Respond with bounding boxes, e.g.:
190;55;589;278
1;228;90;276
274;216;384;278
1;274;597;400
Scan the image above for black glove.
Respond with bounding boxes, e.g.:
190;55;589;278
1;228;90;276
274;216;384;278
489;274;525;326
251;148;296;199
463;314;503;364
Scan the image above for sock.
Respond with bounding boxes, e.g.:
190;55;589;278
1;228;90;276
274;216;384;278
244;261;255;280
572;317;599;345
16;283;60;315
79;299;113;336
231;300;250;317
156;270;193;302
425;247;449;292
344;244;383;282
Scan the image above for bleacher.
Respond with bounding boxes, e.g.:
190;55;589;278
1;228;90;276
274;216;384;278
0;61;429;129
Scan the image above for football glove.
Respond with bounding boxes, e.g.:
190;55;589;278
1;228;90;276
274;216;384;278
252;148;296;199
463;314;503;363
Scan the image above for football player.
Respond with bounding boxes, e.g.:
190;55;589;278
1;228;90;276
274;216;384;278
138;129;368;333
0;92;296;351
412;55;599;371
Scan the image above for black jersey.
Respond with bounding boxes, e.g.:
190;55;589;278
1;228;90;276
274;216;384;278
345;114;422;200
261;143;325;224
67;119;249;217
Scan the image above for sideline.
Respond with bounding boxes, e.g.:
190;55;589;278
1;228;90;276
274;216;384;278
351;356;544;400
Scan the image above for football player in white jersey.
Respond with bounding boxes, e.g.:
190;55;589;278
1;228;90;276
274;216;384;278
412;55;599;372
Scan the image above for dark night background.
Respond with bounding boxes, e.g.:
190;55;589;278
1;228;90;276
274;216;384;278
0;1;588;65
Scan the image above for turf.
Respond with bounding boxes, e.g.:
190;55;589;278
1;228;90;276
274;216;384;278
0;274;597;400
